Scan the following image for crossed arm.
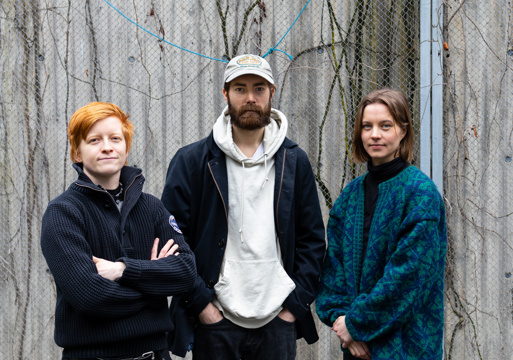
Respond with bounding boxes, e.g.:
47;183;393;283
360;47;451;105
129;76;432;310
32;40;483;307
93;238;180;281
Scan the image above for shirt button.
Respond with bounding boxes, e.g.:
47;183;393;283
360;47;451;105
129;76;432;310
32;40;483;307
218;238;225;247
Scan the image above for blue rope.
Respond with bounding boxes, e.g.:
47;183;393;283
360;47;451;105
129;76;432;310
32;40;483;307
102;0;312;62
102;0;228;63
262;0;312;60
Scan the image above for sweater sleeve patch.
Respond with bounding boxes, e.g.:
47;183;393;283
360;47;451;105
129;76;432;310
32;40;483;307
169;214;183;234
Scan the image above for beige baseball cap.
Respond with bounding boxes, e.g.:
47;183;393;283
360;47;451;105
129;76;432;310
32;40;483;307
223;54;275;85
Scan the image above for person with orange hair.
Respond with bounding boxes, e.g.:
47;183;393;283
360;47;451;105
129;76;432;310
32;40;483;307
41;102;196;360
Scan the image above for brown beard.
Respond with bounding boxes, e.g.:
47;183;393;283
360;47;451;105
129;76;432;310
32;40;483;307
228;98;272;130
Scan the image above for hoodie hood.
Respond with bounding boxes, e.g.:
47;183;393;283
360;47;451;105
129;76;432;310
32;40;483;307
213;105;288;164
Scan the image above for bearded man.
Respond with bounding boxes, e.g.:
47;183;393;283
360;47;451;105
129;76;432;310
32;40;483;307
161;54;326;360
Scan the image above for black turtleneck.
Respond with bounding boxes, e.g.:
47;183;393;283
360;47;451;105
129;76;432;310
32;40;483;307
362;157;410;260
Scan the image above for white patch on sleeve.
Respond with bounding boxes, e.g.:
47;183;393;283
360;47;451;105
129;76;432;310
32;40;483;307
168;215;182;234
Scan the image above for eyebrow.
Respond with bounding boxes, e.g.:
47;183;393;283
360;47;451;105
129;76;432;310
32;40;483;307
86;132;123;138
232;82;267;87
362;119;394;123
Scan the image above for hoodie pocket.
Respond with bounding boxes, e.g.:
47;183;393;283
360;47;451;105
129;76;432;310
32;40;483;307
214;258;295;320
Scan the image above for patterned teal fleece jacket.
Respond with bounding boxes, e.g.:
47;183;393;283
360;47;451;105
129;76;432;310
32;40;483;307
316;165;447;360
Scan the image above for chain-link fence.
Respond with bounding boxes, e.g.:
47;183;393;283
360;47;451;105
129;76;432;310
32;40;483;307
0;0;510;359
443;1;513;359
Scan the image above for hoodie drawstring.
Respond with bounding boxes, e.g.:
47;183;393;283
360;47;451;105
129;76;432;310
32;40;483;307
261;154;269;189
239;160;246;242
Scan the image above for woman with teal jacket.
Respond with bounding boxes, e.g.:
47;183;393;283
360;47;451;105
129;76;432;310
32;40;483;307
316;89;447;360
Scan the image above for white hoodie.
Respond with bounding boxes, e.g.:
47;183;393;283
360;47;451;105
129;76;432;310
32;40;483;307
212;106;296;329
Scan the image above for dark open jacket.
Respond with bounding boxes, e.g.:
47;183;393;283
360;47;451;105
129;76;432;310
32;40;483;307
161;132;326;357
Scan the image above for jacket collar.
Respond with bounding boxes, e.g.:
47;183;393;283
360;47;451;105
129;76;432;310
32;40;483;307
72;163;144;193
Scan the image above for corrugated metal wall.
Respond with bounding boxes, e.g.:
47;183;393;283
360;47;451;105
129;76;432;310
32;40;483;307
0;0;510;359
443;1;513;359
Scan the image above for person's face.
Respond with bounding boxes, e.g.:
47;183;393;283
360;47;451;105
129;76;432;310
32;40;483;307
361;103;405;166
75;116;128;188
223;74;274;130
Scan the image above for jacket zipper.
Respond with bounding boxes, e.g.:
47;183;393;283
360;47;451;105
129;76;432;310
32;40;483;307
275;149;286;248
123;173;141;202
75;183;112;201
208;162;229;229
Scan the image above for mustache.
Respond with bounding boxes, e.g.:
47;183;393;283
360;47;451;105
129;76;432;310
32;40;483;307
237;104;264;116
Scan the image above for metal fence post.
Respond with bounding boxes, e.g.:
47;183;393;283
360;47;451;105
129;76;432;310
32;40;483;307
420;0;444;194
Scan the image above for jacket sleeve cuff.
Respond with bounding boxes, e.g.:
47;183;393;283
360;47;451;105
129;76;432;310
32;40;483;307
181;276;215;315
344;313;361;342
117;257;141;284
283;291;310;320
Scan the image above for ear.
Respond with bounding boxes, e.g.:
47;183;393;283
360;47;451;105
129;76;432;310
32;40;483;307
74;150;82;163
270;86;275;100
223;88;229;103
400;127;407;140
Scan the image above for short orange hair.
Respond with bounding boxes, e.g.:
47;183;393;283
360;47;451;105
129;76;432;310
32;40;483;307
68;102;134;163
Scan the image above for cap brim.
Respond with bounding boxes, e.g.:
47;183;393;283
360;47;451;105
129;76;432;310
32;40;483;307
224;69;274;85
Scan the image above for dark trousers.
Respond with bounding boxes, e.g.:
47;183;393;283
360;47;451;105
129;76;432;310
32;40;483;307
192;316;297;360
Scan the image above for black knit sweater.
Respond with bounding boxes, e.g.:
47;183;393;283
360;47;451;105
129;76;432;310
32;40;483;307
41;164;196;358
